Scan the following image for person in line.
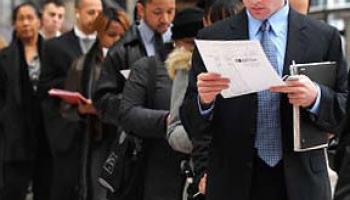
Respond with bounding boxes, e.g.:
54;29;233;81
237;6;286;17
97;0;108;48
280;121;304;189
180;0;348;199
40;0;66;39
0;3;51;200
94;0;176;126
62;8;130;200
166;1;243;199
38;0;102;199
93;0;175;199
168;0;243;153
118;8;205;200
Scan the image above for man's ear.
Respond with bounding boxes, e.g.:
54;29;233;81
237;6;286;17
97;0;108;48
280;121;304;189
75;9;80;20
136;2;145;19
203;17;210;27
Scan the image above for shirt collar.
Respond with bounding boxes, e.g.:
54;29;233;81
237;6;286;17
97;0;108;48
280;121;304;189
247;2;289;37
102;48;109;58
39;30;61;39
138;20;155;44
74;26;96;40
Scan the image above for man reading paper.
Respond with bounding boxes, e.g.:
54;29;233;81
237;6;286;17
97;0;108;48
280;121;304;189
180;0;348;200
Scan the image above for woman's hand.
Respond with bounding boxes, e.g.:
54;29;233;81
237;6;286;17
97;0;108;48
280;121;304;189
77;99;97;115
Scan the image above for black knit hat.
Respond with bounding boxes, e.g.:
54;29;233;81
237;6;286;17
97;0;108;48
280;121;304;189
171;7;204;40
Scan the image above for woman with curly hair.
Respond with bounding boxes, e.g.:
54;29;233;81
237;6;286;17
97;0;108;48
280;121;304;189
61;7;130;200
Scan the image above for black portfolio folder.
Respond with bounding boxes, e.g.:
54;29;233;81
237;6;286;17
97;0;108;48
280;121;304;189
290;61;336;151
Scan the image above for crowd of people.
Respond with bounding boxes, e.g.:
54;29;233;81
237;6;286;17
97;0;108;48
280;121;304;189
1;0;350;200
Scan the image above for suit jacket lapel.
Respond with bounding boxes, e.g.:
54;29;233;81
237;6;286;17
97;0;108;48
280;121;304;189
67;30;83;56
283;9;308;75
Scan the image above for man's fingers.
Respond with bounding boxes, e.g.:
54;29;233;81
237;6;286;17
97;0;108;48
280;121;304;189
198;73;230;82
287;92;306;99
198;85;229;93
197;79;230;88
200;92;221;99
198;72;225;80
270;86;305;94
289;99;306;106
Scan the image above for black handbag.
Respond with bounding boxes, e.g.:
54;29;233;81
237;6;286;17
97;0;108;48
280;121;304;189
99;130;144;200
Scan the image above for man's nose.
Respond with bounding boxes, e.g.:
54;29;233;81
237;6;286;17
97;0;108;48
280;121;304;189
22;18;30;25
160;13;171;24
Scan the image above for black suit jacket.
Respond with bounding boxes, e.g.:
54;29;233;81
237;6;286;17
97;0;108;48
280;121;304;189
181;9;348;200
39;30;84;154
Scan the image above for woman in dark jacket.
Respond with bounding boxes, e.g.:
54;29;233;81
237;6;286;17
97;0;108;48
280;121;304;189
61;8;130;200
0;3;50;200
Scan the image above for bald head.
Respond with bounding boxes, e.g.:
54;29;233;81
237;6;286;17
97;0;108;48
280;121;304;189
75;0;102;34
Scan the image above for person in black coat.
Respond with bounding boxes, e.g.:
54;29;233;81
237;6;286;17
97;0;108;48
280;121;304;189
118;53;185;200
38;0;102;199
0;3;51;200
61;8;130;200
180;1;347;200
93;0;175;126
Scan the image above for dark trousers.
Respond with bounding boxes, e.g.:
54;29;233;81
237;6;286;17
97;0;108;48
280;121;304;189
0;154;52;200
50;146;81;200
250;154;287;200
0;162;33;200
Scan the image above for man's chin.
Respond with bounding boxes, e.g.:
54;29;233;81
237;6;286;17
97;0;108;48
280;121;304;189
157;27;169;34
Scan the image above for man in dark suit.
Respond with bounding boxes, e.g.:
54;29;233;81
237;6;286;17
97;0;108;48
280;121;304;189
94;0;175;121
38;0;102;199
181;0;348;199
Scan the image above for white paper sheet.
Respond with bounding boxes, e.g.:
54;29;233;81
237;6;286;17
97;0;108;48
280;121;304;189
195;39;285;98
120;69;130;79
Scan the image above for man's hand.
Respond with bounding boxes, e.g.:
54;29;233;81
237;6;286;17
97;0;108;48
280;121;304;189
198;173;207;194
197;72;230;105
78;99;97;115
270;75;318;108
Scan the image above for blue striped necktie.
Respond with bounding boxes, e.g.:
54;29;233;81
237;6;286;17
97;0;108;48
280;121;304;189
255;20;283;167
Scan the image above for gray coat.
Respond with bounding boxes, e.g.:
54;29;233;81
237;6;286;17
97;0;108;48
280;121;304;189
119;56;184;200
166;48;193;154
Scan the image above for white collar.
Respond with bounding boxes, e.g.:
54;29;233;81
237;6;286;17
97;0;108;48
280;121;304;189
39;30;61;39
74;26;96;40
102;48;109;58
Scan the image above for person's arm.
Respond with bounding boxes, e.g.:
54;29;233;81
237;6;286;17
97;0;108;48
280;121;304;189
306;28;347;131
118;57;168;138
38;40;67;99
271;28;348;132
167;70;193;153
93;49;126;127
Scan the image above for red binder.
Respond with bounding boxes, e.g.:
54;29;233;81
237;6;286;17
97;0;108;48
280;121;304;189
48;88;89;105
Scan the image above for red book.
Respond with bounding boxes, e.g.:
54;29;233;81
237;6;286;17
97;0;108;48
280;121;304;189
48;88;89;105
